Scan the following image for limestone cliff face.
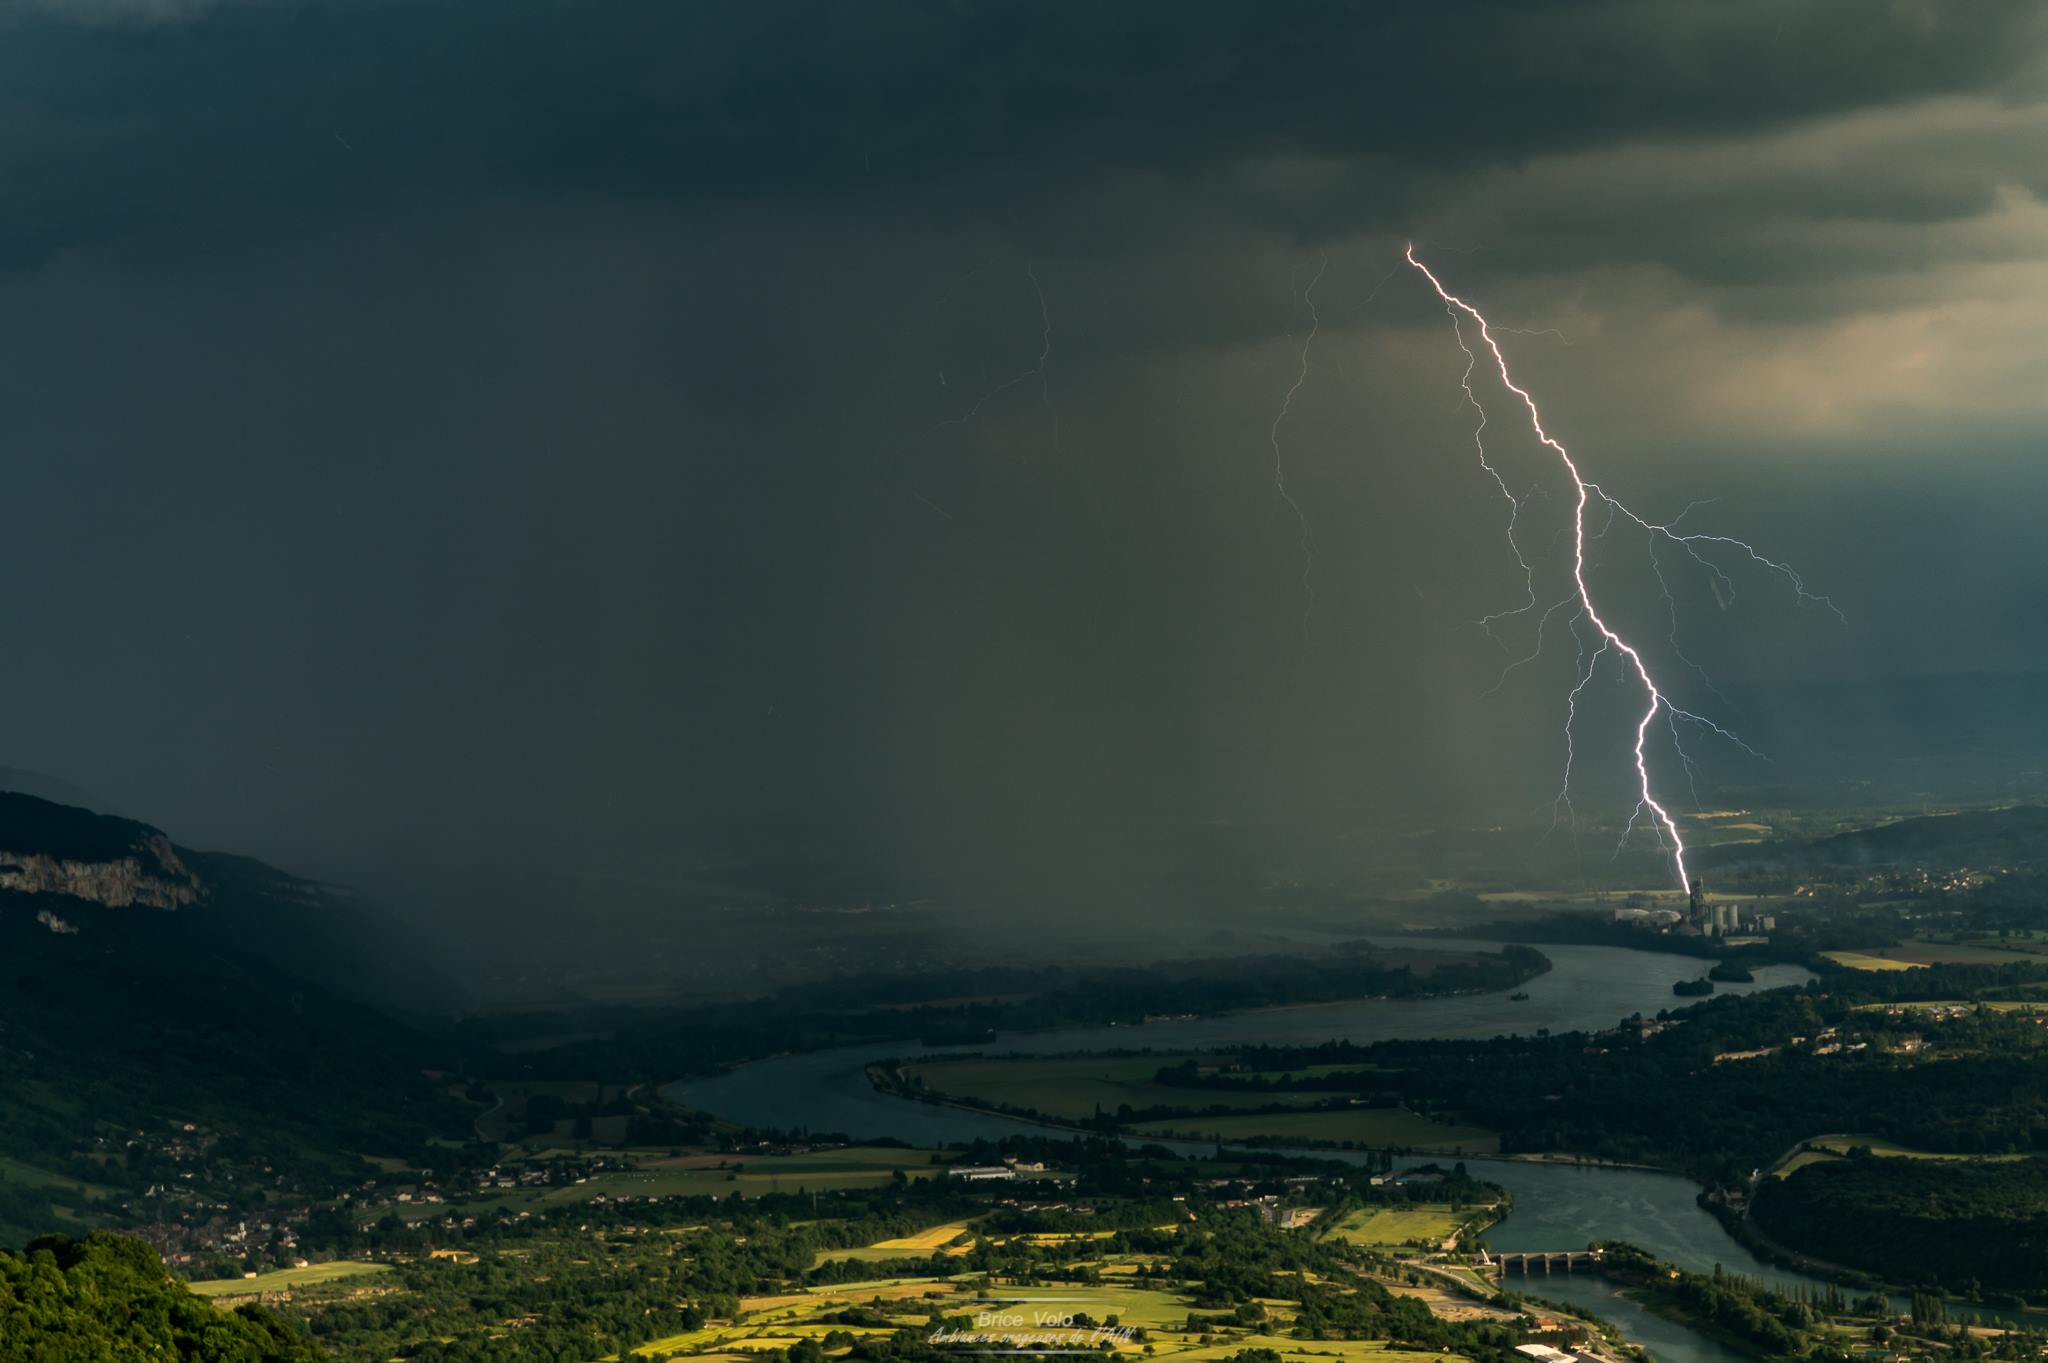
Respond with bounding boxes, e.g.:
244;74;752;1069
0;833;203;909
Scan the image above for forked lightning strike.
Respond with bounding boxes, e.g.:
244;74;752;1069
1405;245;1833;891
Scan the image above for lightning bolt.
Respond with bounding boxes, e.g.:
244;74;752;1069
907;261;1056;447
1270;253;1327;650
1407;245;1827;891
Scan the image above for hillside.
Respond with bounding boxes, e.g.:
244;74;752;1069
1703;804;2048;876
0;794;474;1246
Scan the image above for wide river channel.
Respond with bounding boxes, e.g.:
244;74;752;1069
663;941;1894;1363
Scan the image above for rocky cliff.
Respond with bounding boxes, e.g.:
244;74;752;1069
0;796;207;910
0;835;202;909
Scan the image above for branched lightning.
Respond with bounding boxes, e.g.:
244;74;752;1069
908;261;1056;447
901;260;1059;517
1443;308;1538;646
1270;253;1328;649
1407;245;1834;890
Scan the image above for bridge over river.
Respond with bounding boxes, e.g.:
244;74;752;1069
1482;1248;1605;1277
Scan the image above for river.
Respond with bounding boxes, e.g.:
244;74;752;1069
663;941;1830;1363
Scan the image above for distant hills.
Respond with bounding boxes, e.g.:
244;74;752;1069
0;765;100;811
0;790;448;1007
1704;804;2048;875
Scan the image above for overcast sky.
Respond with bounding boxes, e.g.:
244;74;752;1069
3;2;2046;900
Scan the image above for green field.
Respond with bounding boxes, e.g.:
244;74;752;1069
1821;951;1926;972
1824;940;2037;971
1772;1133;2034;1178
1320;1205;1471;1248
1811;1134;2031;1162
900;1054;1331;1122
1240;1064;1390;1082
187;1260;393;1296
1130;1108;1497;1153
629;1278;1210;1359
459;1146;940;1214
814;1219;977;1265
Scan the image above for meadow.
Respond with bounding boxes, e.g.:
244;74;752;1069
1823;940;2043;970
450;1146;945;1218
1770;1133;2034;1178
1320;1205;1472;1249
187;1260;393;1296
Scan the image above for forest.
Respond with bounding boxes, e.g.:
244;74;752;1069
0;1232;322;1362
1753;1153;2048;1293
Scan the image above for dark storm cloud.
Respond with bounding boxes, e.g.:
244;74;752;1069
2;1;2042;273
4;0;2048;939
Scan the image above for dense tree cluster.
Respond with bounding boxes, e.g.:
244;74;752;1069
0;1231;323;1362
1178;965;2048;1185
1753;1152;2048;1293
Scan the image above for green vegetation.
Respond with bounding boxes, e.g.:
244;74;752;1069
179;1141;1538;1363
1753;1152;2048;1293
1195;962;2048;1185
891;1053;1498;1152
0;899;477;1246
1599;1241;2048;1362
1822;951;1926;971
1765;1128;2035;1187
26;787;2048;1358
896;1055;1332;1122
1319;1205;1470;1249
1129;1109;1498;1153
0;1231;324;1361
186;1260;394;1296
1825;942;2026;970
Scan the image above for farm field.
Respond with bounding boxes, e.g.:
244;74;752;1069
1321;1204;1472;1248
626;1275;1474;1362
1130;1108;1498;1153
455;1146;943;1216
900;1054;1332;1122
1824;940;2041;970
1821;951;1926;971
187;1261;393;1296
1771;1133;2034;1178
1239;1064;1389;1082
1382;1280;1520;1323
629;1278;1204;1359
815;1219;977;1264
